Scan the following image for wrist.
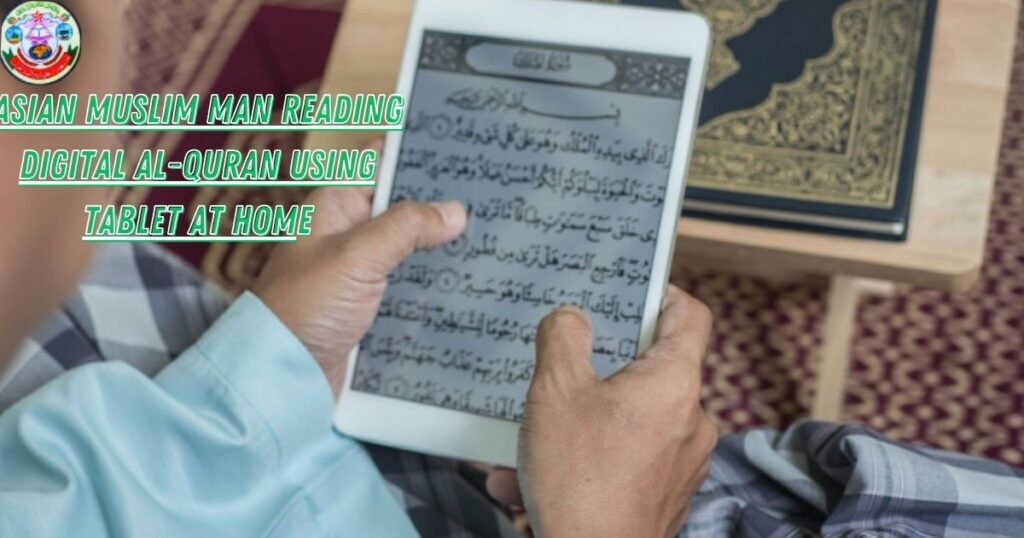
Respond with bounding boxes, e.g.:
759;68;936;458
252;286;346;397
532;509;643;538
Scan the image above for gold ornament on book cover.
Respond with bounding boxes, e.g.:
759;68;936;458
589;0;930;209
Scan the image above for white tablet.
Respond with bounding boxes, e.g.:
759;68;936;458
335;0;709;467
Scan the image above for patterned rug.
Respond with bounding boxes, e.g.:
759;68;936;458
680;13;1024;465
136;2;1024;465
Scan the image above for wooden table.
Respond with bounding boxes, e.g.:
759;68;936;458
305;0;1019;421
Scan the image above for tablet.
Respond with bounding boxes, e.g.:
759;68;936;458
335;0;709;467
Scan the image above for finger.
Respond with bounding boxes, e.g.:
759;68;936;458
354;186;375;202
336;200;467;275
299;137;385;237
654;286;705;341
639;287;712;378
357;138;384;202
364;137;384;156
303;187;375;238
485;468;523;507
622;288;712;385
531;307;597;392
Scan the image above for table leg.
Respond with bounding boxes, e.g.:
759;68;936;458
812;275;895;421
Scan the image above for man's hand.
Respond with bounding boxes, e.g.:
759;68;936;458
510;286;717;537
254;169;467;395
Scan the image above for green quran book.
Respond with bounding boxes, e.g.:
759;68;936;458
603;0;937;240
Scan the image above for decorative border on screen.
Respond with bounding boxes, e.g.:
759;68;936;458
418;31;690;99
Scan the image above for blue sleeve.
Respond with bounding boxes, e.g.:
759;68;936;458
0;292;416;538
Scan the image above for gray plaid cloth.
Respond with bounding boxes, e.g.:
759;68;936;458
3;243;1024;537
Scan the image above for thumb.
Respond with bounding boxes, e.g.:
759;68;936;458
485;468;523;507
336;199;466;276
530;307;597;395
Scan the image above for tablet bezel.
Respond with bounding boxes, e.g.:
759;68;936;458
334;0;710;467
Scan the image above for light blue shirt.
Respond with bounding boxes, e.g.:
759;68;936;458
0;292;418;537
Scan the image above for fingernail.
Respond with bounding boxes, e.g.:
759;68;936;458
431;201;464;227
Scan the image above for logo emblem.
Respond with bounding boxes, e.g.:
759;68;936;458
2;2;80;85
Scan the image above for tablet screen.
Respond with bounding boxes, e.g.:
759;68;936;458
352;31;690;422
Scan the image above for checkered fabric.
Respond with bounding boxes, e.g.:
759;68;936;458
0;244;226;410
0;244;520;538
693;423;1024;537
3;243;1024;537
